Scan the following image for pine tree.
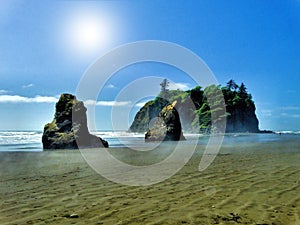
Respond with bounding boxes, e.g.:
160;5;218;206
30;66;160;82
159;79;169;99
238;82;248;100
226;79;239;91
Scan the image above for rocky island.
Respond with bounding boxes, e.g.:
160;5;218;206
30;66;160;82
42;93;108;149
130;80;260;134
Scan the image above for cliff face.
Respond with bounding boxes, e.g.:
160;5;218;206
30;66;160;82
145;101;185;141
42;93;108;149
222;82;259;133
129;98;168;133
129;82;260;134
225;107;259;133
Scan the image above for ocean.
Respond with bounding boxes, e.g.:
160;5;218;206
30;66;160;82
0;130;300;152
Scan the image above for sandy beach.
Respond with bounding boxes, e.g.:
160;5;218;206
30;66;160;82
1;141;300;225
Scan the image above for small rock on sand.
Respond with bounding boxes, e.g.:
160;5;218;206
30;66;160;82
69;214;79;218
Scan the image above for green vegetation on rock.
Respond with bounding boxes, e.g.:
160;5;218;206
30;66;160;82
129;79;259;133
42;93;108;149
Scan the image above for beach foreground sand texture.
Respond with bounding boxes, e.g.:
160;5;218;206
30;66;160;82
1;142;300;225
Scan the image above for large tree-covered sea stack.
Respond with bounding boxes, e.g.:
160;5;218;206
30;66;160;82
130;79;260;134
145;101;185;142
42;93;108;149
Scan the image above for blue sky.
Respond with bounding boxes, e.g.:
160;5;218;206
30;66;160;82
0;0;299;131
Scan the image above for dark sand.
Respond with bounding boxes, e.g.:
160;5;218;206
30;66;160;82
1;141;300;224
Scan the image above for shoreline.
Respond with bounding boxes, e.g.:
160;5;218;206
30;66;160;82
1;131;299;154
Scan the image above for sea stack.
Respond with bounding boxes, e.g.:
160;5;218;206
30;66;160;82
145;101;185;142
42;93;108;149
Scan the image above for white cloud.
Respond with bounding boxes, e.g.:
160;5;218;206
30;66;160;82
0;89;9;94
135;101;148;107
169;82;190;91
97;101;131;106
0;95;131;107
22;83;34;88
84;100;97;105
0;95;58;103
84;100;131;107
260;109;272;116
280;106;300;111
287;90;296;94
280;112;300;118
106;84;116;89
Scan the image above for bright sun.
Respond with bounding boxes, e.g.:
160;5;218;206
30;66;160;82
63;9;111;57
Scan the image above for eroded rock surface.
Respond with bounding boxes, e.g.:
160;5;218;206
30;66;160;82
42;93;108;149
145;101;185;141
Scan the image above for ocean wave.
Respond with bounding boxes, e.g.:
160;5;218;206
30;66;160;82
0;131;145;148
92;131;145;139
0;131;299;152
274;131;300;135
0;131;43;145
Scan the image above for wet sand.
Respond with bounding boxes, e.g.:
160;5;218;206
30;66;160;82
1;142;300;225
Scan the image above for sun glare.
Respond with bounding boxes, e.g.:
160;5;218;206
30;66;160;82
62;7;112;58
70;15;108;52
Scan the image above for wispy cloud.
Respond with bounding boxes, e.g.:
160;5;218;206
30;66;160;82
280;112;300;118
287;90;296;94
260;109;273;116
22;83;34;88
0;89;9;94
105;84;116;89
0;94;133;107
169;82;190;91
280;106;300;111
260;105;300;119
0;95;58;103
84;100;131;107
134;101;148;107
